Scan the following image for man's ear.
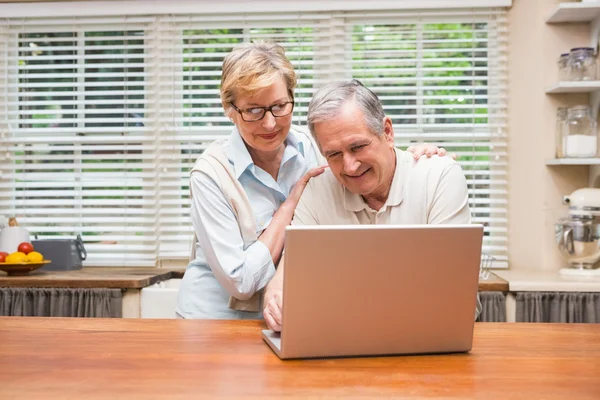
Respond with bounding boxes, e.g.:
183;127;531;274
382;116;394;147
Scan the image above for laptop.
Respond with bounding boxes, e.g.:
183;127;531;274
262;224;484;359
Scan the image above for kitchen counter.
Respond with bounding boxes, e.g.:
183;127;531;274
495;269;600;292
0;267;506;319
0;267;186;318
478;272;509;291
0;267;506;290
0;267;184;289
1;318;598;399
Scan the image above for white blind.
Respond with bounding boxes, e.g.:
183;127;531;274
346;10;509;266
0;8;508;267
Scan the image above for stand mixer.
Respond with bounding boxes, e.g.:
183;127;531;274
556;188;600;272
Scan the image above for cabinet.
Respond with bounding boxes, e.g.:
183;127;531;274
546;2;600;186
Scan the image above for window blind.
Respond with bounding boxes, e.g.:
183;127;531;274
346;10;508;266
0;8;508;267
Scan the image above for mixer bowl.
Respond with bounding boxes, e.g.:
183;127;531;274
555;218;600;269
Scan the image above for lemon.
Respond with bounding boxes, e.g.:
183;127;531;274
27;251;43;263
6;252;27;263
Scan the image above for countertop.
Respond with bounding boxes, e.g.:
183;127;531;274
495;269;600;292
4;267;600;293
1;318;598;399
0;267;507;291
0;267;185;289
478;272;509;291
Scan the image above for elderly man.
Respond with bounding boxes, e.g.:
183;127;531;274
263;79;479;332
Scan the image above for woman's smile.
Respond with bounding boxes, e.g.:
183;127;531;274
258;131;280;141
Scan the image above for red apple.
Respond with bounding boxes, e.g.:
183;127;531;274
0;252;8;263
17;242;34;255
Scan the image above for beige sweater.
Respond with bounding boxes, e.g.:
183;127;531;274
189;128;323;312
190;139;263;312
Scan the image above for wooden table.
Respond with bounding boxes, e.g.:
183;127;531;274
1;318;598;399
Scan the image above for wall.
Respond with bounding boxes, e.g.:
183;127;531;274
508;0;589;271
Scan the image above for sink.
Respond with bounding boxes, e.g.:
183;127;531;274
140;278;181;319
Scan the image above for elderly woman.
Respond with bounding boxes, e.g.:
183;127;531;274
176;42;448;319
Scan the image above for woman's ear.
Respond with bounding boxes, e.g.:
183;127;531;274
226;109;235;123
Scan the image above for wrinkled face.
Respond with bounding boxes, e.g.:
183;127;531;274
230;77;293;154
314;101;396;198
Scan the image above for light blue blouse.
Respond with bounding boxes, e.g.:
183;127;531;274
176;126;320;319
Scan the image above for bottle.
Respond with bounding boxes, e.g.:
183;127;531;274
564;105;597;158
567;47;597;81
557;53;569;81
555;108;568;158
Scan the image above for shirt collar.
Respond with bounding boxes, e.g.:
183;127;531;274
281;129;301;166
385;148;407;207
228;127;254;179
227;126;302;179
343;148;406;212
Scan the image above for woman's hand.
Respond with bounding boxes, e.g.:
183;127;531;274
281;165;327;213
406;143;456;160
257;166;327;266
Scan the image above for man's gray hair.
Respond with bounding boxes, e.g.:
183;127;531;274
307;79;386;140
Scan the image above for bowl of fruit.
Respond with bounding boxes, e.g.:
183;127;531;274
0;242;50;276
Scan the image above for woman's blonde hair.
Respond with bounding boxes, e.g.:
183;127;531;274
220;41;296;117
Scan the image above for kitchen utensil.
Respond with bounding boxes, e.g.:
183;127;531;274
32;234;86;271
556;188;600;269
0;226;30;253
479;253;495;280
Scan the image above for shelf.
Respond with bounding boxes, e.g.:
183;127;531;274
546;2;600;23
546;82;600;121
545;81;600;93
546;158;600;165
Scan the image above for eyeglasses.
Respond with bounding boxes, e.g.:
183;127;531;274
230;101;294;122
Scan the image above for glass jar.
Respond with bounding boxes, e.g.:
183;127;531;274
555;107;568;158
567;47;597;81
564;105;598;158
557;53;569;81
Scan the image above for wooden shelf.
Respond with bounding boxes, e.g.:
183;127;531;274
546;3;600;187
546;81;600;93
546;2;600;23
546;158;600;165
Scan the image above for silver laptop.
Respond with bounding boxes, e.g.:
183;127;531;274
262;224;484;359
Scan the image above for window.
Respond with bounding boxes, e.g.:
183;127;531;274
0;8;507;267
347;11;508;266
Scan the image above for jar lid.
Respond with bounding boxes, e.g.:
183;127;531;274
560;53;570;57
570;47;595;51
557;216;597;225
570;105;590;110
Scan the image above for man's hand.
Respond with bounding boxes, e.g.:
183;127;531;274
406;143;456;160
263;288;283;332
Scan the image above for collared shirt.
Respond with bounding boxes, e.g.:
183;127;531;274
293;148;472;226
176;126;320;319
292;148;481;318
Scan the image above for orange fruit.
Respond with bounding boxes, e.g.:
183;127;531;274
6;252;27;263
27;252;43;263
